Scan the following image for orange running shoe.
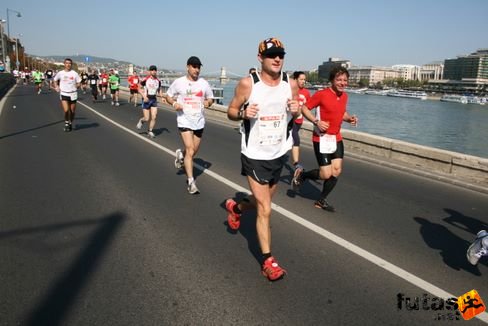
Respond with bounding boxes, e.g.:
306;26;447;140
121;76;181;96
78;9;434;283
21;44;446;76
261;256;286;281
226;199;241;230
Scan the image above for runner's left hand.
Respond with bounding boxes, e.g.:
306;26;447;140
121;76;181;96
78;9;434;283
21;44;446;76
287;99;299;115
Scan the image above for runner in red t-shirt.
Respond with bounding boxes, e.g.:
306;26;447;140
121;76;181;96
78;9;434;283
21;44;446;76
127;71;140;107
291;71;311;179
292;66;358;212
99;70;109;100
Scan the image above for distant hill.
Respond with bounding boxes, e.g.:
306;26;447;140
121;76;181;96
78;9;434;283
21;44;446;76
35;54;177;73
37;54;132;65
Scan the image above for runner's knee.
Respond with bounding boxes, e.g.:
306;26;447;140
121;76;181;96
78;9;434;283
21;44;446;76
185;147;195;158
319;169;332;180
256;204;272;219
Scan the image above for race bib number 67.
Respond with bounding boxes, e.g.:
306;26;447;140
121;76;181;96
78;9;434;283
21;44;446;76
258;114;285;146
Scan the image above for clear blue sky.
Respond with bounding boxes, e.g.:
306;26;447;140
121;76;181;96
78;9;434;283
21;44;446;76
2;0;487;76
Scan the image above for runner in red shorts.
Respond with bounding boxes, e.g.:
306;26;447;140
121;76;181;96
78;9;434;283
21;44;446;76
99;69;109;100
127;71;140;107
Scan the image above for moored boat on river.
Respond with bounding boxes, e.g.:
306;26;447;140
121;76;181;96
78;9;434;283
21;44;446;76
440;94;468;104
364;89;390;96
346;87;367;94
466;96;486;105
387;90;427;100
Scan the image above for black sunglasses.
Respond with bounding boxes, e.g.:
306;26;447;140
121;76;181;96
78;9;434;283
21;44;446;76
264;53;285;59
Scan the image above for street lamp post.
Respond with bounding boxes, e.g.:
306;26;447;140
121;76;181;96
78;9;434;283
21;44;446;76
15;34;21;71
6;9;21;39
0;19;6;65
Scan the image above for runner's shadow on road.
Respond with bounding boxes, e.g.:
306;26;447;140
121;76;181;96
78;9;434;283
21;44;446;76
0;212;126;326
136;128;170;138
194;158;212;178
285;178;322;201
442;208;488;235
0;120;66;139
221;193;262;265
413;216;484;275
152;127;170;136
74;122;99;131
280;160;323;200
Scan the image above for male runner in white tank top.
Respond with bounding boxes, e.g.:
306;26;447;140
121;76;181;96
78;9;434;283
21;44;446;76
225;37;300;281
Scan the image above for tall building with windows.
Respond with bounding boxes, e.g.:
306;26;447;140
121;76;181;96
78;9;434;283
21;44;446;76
443;49;488;80
318;57;351;81
392;64;421;81
348;66;399;86
426;49;488;94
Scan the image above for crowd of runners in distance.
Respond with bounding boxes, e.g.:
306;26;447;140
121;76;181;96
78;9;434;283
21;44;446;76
12;37;487;281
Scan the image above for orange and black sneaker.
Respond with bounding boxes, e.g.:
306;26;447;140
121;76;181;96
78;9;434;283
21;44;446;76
261;256;286;281
314;198;336;212
226;199;241;230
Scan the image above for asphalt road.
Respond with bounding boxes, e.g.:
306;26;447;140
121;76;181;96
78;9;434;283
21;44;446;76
1;84;487;325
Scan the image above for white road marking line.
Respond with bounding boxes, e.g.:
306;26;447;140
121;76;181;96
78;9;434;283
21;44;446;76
78;100;488;323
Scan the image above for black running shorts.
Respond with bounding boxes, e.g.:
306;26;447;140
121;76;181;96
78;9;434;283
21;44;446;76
60;95;77;103
240;153;286;186
178;127;204;138
313;140;344;166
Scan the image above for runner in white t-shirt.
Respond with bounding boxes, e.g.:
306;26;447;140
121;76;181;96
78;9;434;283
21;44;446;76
165;56;214;195
136;65;162;138
52;58;82;132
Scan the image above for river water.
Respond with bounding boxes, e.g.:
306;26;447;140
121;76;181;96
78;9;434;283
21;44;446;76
345;92;488;158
